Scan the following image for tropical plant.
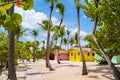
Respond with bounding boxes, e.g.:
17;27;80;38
63;37;67;50
15;25;28;41
31;30;39;62
66;30;71;50
0;0;33;79
43;0;59;71
74;0;88;75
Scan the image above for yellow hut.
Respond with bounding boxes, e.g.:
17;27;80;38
68;47;94;62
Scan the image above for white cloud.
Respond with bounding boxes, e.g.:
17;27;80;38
23;36;34;41
15;6;59;30
15;7;47;29
69;28;87;38
83;14;87;18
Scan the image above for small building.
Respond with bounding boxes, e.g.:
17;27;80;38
68;47;94;62
54;50;68;60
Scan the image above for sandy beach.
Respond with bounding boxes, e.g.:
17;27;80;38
1;59;120;80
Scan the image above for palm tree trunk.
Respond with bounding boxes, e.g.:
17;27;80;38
50;17;63;49
0;60;2;75
33;36;36;62
8;31;17;80
92;35;120;80
7;1;17;79
76;0;88;75
57;37;63;64
50;16;63;64
46;2;54;71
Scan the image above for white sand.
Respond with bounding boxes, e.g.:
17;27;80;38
1;59;120;80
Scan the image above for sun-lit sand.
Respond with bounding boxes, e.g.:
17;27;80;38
1;59;120;80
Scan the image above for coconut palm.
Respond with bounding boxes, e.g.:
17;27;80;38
63;37;67;50
74;32;78;46
38;19;54;70
74;0;88;75
57;25;66;63
15;25;28;41
50;1;65;47
31;30;39;62
66;30;71;50
69;37;75;47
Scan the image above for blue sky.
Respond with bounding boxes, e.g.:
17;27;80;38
0;0;94;47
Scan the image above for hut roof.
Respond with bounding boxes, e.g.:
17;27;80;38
69;47;92;52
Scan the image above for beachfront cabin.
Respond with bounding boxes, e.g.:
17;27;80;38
54;50;68;60
68;47;94;62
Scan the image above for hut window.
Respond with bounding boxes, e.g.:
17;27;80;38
92;53;94;56
71;53;73;56
78;52;80;56
88;52;90;56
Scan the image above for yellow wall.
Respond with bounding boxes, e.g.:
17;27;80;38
69;49;94;62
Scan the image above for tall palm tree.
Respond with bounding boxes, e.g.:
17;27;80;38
38;20;54;70
57;25;66;63
15;25;28;41
31;30;39;62
67;30;71;50
7;1;17;79
74;0;88;75
50;1;65;46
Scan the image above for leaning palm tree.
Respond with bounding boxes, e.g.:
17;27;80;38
15;25;28;41
57;25;66;63
50;1;65;48
74;0;88;75
67;30;71;50
31;30;39;62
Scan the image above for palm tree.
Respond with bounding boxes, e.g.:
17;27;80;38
74;0;88;75
15;25;28;41
74;32;78;46
7;1;17;79
31;30;39;62
69;37;75;47
57;25;66;64
63;37;67;50
67;30;71;50
38;20;54;70
40;40;45;48
50;1;65;47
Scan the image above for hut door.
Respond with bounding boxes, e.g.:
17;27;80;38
74;53;76;61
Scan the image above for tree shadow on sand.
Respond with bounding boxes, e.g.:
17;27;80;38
88;64;120;80
54;63;79;69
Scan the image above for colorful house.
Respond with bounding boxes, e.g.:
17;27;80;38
68;47;94;62
54;50;68;60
